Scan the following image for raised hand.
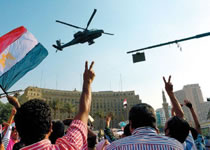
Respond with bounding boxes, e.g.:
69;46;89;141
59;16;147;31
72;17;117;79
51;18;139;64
163;75;173;95
75;61;95;125
83;61;95;85
7;96;20;109
163;75;184;118
184;100;192;109
106;116;112;127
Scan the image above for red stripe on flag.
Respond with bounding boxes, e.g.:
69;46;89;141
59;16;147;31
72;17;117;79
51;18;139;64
123;98;127;104
0;26;27;54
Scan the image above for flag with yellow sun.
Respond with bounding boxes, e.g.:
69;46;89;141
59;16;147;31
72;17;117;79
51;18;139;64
0;26;48;91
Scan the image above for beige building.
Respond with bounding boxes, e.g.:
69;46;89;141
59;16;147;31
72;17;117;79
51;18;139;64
18;86;141;129
174;84;206;124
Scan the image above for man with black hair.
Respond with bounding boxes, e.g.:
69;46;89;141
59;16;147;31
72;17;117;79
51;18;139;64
106;103;183;150
12;61;95;150
164;116;190;143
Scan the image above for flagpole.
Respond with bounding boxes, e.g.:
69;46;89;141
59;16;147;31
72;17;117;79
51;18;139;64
0;85;8;97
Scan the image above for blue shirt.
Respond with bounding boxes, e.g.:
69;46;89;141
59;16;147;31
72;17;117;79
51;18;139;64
195;134;206;150
183;132;197;150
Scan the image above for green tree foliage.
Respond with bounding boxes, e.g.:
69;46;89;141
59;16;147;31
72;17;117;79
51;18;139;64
49;99;61;119
0;101;12;124
94;110;105;129
64;103;76;118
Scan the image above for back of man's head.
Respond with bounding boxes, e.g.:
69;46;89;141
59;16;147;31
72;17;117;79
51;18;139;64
129;103;156;129
14;99;52;145
165;116;190;143
123;124;131;137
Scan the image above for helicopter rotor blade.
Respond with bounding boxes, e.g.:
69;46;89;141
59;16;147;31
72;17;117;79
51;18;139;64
56;20;85;30
86;9;97;30
103;32;114;36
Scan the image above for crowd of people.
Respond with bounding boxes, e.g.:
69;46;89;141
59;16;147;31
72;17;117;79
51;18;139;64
0;61;209;150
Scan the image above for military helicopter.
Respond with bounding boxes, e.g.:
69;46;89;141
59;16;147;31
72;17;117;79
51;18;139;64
53;9;114;52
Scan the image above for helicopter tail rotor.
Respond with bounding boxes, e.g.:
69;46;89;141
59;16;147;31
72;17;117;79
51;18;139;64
52;40;63;52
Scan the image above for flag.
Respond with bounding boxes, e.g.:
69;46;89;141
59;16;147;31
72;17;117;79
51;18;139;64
123;98;127;109
0;26;48;91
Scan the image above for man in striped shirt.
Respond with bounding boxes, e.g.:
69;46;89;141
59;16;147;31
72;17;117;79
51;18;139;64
106;103;183;150
12;61;95;150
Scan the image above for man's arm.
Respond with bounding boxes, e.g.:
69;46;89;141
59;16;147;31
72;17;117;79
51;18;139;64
6;96;20;109
171;107;176;117
105;116;111;128
7;107;16;125
74;61;95;125
2;107;16;150
163;76;184;118
184;100;201;134
104;116;116;142
56;61;95;150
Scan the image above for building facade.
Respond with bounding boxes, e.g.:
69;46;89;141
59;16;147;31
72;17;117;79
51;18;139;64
156;106;172;127
174;84;210;131
18;86;141;130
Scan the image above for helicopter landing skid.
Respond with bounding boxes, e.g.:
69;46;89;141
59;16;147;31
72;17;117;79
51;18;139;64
88;40;95;45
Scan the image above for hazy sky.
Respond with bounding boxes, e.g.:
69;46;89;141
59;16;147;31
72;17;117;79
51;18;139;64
1;1;210;109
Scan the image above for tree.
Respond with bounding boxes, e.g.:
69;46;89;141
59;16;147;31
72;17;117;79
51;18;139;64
49;99;61;119
64;102;76;118
94;110;105;129
0;101;12;124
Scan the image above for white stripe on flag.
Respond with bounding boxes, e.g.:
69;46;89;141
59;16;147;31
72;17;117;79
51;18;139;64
0;31;38;75
123;99;127;105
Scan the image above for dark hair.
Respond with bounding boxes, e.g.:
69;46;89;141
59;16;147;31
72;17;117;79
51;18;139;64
189;127;198;140
123;124;131;136
165;116;190;143
14;99;52;146
62;118;73;126
129;103;156;129
13;141;25;150
49;120;65;144
87;134;97;148
12;127;16;131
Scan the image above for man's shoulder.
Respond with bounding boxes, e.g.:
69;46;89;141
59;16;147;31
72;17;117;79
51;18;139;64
106;134;183;150
105;136;133;149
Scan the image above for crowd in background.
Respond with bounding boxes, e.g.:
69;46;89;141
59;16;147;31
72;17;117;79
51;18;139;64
0;61;209;150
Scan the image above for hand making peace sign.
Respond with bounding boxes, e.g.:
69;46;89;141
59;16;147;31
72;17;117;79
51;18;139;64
163;75;173;94
84;61;95;84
